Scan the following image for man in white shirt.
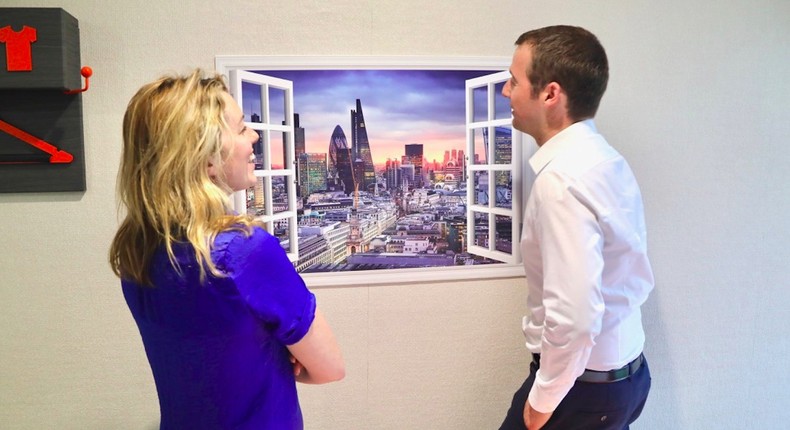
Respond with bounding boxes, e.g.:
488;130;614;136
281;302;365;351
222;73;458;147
498;26;654;430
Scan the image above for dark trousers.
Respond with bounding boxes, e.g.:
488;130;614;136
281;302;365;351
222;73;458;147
499;357;651;430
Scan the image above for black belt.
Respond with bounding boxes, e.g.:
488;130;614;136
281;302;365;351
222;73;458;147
531;353;644;383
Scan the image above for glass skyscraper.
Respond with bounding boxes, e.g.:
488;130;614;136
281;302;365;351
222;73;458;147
327;125;355;195
350;99;376;192
404;143;424;188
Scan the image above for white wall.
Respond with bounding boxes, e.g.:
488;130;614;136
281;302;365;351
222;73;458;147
1;1;788;429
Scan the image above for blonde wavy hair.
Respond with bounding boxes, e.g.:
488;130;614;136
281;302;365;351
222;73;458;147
109;69;260;286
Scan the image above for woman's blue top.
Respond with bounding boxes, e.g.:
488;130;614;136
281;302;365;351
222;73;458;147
122;227;316;430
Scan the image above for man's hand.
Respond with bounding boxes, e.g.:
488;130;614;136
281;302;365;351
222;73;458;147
524;401;553;430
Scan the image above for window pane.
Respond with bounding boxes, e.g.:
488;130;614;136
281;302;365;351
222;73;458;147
495;215;513;254
472;128;487;165
268;86;286;127
492;127;512;165
273;217;292;244
472;211;490;249
472;86;487;122
272;175;291;215
252;130;264;169
494;171;512;209
270;129;287;170
473;171;489;206
241;81;262;121
247;176;267;216
494;81;511;121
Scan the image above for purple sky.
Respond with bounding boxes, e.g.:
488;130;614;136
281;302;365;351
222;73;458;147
242;69;511;168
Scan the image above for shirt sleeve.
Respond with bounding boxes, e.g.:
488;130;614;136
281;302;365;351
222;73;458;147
528;171;605;413
215;227;316;345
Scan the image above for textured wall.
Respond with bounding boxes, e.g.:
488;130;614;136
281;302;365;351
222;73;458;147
0;1;788;429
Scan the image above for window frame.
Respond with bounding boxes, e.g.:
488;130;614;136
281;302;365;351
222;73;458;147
226;69;299;261
465;71;523;265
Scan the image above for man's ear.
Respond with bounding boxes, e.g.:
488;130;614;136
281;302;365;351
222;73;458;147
543;82;563;105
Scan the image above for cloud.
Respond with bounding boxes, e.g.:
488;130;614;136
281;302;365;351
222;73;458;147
244;68;509;164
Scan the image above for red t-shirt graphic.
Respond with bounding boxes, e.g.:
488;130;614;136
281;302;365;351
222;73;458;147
0;26;37;71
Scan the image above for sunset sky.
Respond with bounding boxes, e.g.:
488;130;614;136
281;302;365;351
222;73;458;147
241;68;512;168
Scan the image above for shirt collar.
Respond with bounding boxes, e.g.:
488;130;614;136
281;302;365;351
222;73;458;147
528;119;598;175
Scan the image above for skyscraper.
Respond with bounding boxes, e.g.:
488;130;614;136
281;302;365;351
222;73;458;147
293;113;305;159
404;143;424;188
350;99;376;192
286;114;306;195
250;113;263;169
482;127;512;165
328;125;355;195
385;158;400;191
298;153;328;197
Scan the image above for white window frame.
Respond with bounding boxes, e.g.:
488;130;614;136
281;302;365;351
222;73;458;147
216;56;528;287
226;69;299;262
465;71;523;265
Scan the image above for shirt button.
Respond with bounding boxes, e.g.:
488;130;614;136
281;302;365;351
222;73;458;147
601;415;608;421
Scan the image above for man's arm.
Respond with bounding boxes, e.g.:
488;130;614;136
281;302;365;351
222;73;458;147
527;171;605;413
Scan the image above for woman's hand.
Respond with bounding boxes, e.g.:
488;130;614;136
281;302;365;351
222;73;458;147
289;354;304;376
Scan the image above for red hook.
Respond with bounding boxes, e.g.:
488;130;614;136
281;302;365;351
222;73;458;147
64;66;92;95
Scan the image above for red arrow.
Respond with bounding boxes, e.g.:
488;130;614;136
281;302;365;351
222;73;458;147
0;119;73;164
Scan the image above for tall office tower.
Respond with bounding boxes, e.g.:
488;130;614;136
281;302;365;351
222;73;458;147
404;143;424;188
482;127;512;187
385;158;401;191
284;114;306;195
298;153;328;197
294;114;305;158
444;150;450;167
350;99;376;191
494;127;511;165
327;125;355;195
250;113;264;168
456;149;466;183
400;163;415;189
482;127;512;165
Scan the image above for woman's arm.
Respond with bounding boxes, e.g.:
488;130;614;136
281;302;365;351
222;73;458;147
287;308;345;384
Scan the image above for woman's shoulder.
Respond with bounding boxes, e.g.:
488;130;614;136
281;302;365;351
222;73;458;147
213;226;279;261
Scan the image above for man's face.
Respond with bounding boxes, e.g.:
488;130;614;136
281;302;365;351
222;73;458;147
502;44;542;139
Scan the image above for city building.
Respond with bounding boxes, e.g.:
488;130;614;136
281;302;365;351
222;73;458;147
327;125;355;194
404;143;424;188
297;152;328;197
350;99;376;192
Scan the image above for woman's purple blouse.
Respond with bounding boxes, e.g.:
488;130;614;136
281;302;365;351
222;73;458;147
122;227;316;430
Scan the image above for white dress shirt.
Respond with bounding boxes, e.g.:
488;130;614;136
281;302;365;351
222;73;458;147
520;119;654;413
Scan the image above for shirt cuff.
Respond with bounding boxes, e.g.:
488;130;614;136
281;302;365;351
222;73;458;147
527;370;571;413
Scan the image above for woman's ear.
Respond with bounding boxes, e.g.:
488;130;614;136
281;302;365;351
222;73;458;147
207;158;217;179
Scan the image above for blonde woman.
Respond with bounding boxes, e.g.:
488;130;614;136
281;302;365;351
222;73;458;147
110;70;344;430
